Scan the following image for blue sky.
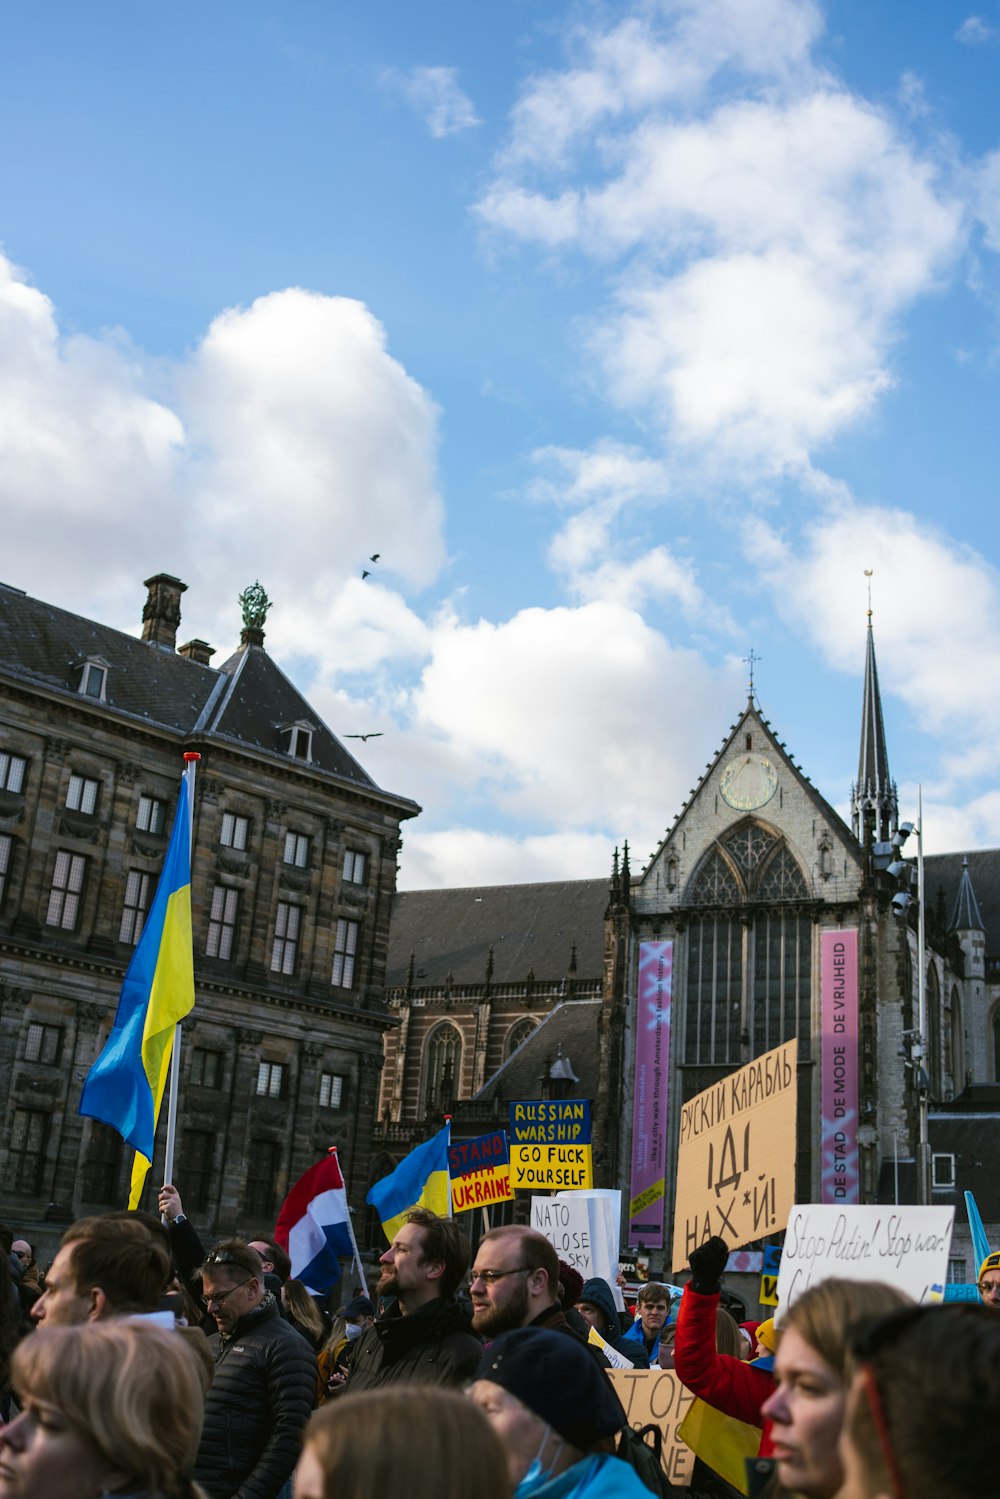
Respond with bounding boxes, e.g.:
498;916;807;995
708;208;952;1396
2;0;999;887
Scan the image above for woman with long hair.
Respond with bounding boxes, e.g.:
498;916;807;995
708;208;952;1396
281;1278;326;1349
294;1385;511;1499
0;1320;208;1499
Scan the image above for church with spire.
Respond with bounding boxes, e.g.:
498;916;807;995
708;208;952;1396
377;617;1000;1277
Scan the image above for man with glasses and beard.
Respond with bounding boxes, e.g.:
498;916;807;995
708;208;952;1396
342;1208;482;1395
194;1239;317;1499
470;1226;609;1364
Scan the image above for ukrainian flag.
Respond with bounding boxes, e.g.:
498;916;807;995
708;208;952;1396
367;1123;451;1241
79;767;195;1208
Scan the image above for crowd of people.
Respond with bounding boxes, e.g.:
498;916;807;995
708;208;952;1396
3;1208;1000;1499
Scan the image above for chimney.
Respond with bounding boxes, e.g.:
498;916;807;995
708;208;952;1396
177;638;215;666
141;574;187;650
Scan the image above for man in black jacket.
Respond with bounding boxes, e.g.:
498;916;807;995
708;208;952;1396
194;1240;317;1499
343;1207;481;1394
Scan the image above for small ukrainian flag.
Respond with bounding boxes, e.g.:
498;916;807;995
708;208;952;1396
367;1123;452;1241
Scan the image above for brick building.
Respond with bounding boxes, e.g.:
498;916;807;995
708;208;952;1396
0;574;418;1258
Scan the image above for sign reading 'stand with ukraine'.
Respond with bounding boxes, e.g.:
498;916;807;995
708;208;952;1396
509;1099;593;1190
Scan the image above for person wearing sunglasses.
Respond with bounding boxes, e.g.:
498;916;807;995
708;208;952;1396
839;1302;1000;1499
193;1239;317;1499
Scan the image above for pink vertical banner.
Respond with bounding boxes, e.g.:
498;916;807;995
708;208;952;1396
628;940;672;1247
820;929;859;1203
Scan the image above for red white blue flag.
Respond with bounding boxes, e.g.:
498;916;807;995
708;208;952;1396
274;1150;354;1294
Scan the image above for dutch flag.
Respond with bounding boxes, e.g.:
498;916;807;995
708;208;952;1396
274;1150;355;1294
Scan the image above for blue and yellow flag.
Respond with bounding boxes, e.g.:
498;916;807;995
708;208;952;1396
677;1397;761;1496
366;1123;451;1241
79;767;195;1208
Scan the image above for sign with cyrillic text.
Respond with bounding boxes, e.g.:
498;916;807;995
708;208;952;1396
776;1204;954;1308
510;1099;593;1190
449;1130;514;1214
671;1039;797;1272
607;1369;696;1486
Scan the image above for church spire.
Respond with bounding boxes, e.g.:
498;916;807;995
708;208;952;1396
851;611;897;845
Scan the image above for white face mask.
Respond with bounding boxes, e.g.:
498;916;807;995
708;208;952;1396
345;1322;364;1341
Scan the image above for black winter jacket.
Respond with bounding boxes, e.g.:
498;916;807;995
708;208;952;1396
345;1295;482;1393
194;1294;317;1499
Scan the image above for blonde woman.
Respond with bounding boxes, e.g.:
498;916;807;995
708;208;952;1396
0;1320;207;1499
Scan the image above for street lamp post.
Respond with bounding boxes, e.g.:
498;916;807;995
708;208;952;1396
887;787;931;1206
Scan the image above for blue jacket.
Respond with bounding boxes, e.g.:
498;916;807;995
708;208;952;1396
520;1454;653;1499
620;1318;661;1365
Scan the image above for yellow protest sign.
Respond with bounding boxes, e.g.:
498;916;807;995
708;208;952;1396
607;1369;696;1487
672;1038;797;1272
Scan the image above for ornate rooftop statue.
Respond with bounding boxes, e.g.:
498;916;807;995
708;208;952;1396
238;580;272;631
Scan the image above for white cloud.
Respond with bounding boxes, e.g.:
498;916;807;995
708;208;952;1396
412;599;741;833
0;261;447;652
478;9;964;480
746;500;1000;765
955;16;994;44
398;828;614;889
385;65;481;138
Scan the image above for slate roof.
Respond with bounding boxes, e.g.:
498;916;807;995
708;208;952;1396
470;999;602;1103
925;850;1000;953
0;580;418;811
385;879;610;988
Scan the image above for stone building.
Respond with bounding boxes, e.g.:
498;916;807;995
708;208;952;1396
376;620;1000;1274
0;574;418;1258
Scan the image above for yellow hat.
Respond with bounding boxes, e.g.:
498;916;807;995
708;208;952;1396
755;1317;776;1352
979;1252;1000;1282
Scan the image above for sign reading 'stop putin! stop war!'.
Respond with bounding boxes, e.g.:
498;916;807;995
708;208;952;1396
509;1099;593;1190
672;1039;797;1272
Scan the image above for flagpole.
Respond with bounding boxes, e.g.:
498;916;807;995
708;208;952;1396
334;1147;370;1300
162;752;199;1194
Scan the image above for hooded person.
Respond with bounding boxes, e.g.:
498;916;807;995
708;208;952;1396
469;1326;650;1499
577;1279;649;1368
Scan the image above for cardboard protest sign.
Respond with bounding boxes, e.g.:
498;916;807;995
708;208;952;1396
608;1369;696;1486
510;1099;593;1190
672;1039;798;1272
448;1130;514;1214
776;1204;955;1307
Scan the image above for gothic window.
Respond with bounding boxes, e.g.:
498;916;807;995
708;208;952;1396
926;965;941;1100
689;850;743;906
424;1024;462;1114
752;912;813;1060
755;846;809;902
685;916;744;1066
505;1018;538;1058
722;824;777;882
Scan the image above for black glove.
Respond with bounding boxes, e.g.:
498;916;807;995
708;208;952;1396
688;1235;729;1294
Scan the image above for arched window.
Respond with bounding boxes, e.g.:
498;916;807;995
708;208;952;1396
925;964;941;1099
505;1018;538;1059
682;832;813;1078
424;1024;462;1115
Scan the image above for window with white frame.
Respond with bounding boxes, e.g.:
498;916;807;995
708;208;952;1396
285;725;313;760
0;834;11;907
283;831;309;868
257;1061;285;1099
79;662;107;700
66;774;100;815
137;795;167;835
25;1021;63;1065
947;1256;967;1284
220;812;250;851
119;870;151;945
343;849;366;885
46;851;87;929
932;1152;956;1190
270;902;301;975
332;918;359;988
0;751;27;794
206;886;239;960
319;1072;345;1109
